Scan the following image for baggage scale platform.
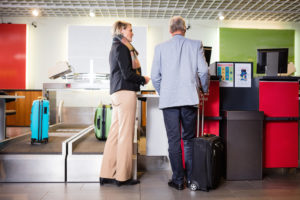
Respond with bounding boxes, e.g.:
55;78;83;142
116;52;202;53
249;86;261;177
66;128;105;182
66;127;137;182
0;123;91;182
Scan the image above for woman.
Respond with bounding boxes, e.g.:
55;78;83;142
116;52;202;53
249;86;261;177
99;21;150;186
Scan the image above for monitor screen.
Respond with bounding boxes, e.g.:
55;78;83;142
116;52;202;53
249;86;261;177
203;46;212;65
257;48;288;75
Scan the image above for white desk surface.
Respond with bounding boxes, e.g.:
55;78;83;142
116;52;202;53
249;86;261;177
0;95;25;99
137;94;159;98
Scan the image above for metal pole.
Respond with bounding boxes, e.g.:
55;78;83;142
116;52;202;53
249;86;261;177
201;97;204;136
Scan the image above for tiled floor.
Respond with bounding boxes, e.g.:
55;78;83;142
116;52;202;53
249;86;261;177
0;169;300;200
2;127;300;200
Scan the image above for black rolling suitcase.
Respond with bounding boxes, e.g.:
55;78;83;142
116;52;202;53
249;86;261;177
189;97;224;191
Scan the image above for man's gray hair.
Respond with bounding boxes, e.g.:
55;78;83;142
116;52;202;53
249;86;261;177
169;16;186;33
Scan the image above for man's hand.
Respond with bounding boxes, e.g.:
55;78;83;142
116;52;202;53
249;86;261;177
144;76;151;84
204;91;209;96
200;89;209;96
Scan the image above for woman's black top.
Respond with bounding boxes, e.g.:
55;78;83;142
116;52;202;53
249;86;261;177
109;38;145;95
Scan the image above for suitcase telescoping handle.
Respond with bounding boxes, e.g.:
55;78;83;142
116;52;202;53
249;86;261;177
197;94;205;138
201;96;204;137
101;105;106;140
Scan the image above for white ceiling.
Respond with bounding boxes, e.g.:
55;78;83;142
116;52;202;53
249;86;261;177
0;0;300;22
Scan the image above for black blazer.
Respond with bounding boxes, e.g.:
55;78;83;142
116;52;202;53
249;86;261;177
109;38;145;94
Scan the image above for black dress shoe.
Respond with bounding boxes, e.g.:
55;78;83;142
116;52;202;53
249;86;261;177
168;180;184;190
115;179;140;187
186;180;191;188
99;177;115;185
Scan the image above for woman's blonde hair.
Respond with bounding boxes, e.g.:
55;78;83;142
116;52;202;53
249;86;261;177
112;20;131;36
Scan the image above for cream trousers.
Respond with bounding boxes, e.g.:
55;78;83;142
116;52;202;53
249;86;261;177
100;90;137;181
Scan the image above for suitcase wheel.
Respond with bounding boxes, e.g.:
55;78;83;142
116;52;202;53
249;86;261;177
44;138;48;144
189;183;198;191
31;139;35;145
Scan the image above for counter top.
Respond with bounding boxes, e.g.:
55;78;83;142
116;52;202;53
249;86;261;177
257;76;300;81
3;89;42;91
0;95;25;99
138;94;159;98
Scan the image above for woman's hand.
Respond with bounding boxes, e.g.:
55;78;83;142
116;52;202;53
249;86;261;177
144;76;150;84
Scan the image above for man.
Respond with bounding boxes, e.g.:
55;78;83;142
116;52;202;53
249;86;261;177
151;16;209;190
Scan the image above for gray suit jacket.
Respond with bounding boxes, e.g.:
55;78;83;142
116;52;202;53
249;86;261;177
151;35;209;109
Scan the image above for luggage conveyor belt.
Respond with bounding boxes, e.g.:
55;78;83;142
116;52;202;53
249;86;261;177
0;123;92;182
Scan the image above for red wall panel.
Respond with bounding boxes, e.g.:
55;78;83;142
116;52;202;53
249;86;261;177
0;24;26;89
259;81;299;168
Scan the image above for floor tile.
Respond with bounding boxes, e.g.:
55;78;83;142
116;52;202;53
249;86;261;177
0;169;299;200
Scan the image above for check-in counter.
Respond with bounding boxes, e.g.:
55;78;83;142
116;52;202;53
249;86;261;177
258;76;299;168
0;95;25;141
3;90;42;127
139;78;221;156
138;93;168;156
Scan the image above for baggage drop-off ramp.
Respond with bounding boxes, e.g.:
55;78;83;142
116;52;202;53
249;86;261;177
0;124;91;182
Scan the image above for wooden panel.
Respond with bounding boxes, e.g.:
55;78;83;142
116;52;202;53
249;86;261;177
6;91;42;126
141;91;156;127
5;91;16;125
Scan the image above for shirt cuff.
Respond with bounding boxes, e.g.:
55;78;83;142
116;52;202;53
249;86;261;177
140;76;146;86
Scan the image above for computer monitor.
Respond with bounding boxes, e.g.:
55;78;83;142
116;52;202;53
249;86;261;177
257;48;288;76
203;46;212;65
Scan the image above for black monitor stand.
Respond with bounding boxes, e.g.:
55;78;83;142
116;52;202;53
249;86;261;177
265;52;279;76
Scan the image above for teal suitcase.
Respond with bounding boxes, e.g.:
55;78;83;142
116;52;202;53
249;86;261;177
30;99;49;144
94;105;112;140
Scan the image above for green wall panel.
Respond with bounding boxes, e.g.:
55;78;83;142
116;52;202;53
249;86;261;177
220;28;294;76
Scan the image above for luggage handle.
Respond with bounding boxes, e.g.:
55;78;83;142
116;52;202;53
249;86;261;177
41;100;43;140
197;93;207;137
38;100;41;141
37;96;46;100
97;117;101;129
201;96;204;137
101;105;106;140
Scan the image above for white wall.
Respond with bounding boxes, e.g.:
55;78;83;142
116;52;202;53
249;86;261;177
2;17;300;89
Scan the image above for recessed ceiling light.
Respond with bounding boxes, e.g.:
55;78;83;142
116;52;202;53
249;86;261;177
32;9;39;17
219;15;224;20
89;10;95;17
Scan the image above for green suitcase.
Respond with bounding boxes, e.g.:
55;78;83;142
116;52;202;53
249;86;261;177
94;104;112;140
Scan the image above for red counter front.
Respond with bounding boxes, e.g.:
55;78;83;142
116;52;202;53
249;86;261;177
259;81;299;168
199;80;220;136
